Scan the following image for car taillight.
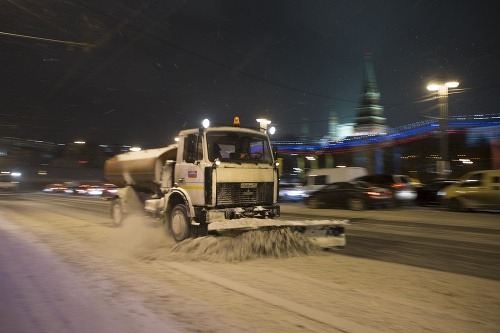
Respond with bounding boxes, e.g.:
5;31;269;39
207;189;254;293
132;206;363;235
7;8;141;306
392;183;405;188
367;191;381;197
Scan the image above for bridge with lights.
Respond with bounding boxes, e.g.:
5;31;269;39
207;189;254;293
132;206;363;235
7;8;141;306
271;113;499;179
272;113;499;155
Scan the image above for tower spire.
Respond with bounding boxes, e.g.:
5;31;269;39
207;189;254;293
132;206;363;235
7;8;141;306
354;52;387;135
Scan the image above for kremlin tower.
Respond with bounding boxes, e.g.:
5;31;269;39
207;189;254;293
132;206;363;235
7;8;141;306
354;52;387;135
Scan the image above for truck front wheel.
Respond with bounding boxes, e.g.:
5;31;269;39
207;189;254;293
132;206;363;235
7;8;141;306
169;204;191;242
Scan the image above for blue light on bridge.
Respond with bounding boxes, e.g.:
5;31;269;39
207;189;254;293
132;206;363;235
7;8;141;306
274;114;500;153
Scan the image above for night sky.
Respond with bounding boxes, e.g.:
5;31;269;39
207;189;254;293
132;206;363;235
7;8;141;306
0;1;498;148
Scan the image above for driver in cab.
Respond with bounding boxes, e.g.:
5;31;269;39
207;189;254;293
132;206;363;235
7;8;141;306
235;136;251;159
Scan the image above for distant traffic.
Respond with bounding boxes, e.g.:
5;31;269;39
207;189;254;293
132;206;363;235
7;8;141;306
279;169;500;212
42;182;118;197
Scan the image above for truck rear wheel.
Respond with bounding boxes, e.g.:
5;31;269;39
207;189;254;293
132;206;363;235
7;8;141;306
170;204;191;242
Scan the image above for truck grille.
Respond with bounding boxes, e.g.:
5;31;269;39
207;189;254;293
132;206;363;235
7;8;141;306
216;182;274;206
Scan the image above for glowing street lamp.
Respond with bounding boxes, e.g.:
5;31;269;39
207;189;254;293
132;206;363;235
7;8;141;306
427;80;459;176
256;118;272;133
427;81;459;91
202;118;210;128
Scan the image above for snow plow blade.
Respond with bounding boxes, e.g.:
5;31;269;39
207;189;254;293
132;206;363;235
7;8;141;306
207;219;348;249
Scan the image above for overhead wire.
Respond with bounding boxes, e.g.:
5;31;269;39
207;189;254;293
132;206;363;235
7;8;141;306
2;2;500;131
78;1;360;104
77;2;500;129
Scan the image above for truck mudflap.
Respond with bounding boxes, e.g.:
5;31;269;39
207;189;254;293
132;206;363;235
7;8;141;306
207;219;348;249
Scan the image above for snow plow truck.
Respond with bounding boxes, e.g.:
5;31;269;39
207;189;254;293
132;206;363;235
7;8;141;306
104;118;347;248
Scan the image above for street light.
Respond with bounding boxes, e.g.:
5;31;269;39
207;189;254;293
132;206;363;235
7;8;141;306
427;80;459;176
256;118;272;133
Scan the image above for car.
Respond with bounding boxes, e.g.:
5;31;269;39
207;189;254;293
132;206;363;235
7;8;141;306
304;181;393;211
73;183;118;196
61;181;81;194
0;171;21;193
302;167;368;194
441;169;500;211
102;183;119;196
72;184;91;195
278;183;307;202
354;174;417;206
42;183;68;193
417;179;458;206
87;183;119;197
85;185;105;196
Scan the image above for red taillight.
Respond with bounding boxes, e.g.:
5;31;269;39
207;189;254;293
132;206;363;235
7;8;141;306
367;191;381;197
392;183;405;188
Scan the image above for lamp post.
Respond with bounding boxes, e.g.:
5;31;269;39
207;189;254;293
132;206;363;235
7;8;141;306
427;81;459;176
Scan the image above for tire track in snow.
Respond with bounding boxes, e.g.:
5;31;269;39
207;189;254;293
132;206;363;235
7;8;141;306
166;261;383;333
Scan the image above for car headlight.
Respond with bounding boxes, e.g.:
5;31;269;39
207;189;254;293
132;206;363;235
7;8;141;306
437;190;446;196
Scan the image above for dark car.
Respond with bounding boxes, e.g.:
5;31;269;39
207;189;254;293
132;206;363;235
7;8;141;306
354;174;417;206
304;181;393;211
417;179;458;206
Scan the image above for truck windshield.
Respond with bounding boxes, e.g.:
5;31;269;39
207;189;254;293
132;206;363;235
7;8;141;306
207;131;273;164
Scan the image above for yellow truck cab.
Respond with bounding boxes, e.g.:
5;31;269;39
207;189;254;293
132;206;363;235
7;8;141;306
441;169;500;211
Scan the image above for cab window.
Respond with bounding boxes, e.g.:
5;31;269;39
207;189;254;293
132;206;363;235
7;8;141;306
206;132;272;163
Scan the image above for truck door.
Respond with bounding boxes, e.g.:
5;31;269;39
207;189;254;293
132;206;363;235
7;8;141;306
176;133;206;205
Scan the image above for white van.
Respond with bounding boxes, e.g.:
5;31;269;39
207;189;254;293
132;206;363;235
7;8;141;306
303;167;368;194
441;169;500;211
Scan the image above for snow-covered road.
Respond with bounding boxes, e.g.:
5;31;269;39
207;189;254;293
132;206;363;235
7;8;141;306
1;195;499;332
0;222;182;333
